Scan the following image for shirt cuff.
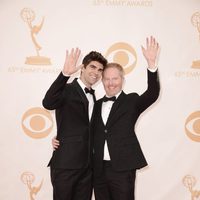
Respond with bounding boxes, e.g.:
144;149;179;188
148;67;158;73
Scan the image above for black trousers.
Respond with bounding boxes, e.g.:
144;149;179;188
50;167;92;200
94;161;136;200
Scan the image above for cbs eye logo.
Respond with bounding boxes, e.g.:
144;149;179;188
185;111;200;142
21;107;53;139
105;42;137;75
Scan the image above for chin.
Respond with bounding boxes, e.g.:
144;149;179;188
92;79;99;84
107;93;115;96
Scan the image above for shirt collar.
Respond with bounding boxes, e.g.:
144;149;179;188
105;91;122;99
77;78;92;93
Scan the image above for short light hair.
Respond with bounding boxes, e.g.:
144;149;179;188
103;62;125;78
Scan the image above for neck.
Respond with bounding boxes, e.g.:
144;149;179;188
80;77;91;89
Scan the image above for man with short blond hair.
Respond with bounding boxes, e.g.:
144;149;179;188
93;36;160;200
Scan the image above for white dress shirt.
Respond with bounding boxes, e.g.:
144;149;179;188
102;91;121;160
101;68;157;160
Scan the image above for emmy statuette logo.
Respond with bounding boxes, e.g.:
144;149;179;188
21;172;43;200
20;8;51;65
191;12;200;69
183;175;200;199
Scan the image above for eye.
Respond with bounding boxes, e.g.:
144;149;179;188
21;107;53;139
105;42;137;75
98;68;103;72
90;65;96;69
185;111;200;142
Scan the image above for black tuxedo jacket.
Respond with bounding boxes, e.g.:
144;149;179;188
43;72;95;169
92;70;160;173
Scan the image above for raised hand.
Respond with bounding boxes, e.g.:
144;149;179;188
62;48;83;75
141;36;159;69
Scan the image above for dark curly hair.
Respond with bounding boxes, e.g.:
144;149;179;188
82;51;107;69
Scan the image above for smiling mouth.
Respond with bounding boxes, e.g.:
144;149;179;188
90;75;98;81
108;87;115;89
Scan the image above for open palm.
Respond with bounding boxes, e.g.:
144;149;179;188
63;48;82;75
142;36;159;69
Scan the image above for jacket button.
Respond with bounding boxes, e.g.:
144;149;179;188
104;129;108;133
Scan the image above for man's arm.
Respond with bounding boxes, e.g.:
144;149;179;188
42;48;82;110
137;37;160;113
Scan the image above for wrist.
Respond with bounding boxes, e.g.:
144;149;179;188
62;70;70;77
147;60;156;68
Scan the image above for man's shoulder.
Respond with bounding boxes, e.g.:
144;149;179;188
96;98;103;103
122;91;138;99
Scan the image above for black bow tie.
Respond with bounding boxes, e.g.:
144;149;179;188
84;87;95;95
102;96;116;102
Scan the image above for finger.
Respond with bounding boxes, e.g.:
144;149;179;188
153;37;156;45
65;50;69;59
70;48;74;57
54;141;60;145
146;37;149;49
156;42;159;50
152;38;159;51
54;140;60;144
53;146;58;150
141;45;145;54
52;143;59;150
152;37;159;50
149;36;153;49
75;47;80;54
52;139;59;144
75;47;81;60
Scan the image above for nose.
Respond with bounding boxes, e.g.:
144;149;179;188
108;79;113;85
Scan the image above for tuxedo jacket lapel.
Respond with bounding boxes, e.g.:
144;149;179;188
105;92;126;128
72;79;89;120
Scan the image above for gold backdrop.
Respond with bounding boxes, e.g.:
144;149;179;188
0;0;200;199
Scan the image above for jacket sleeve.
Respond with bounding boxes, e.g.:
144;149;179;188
137;69;160;114
42;72;70;110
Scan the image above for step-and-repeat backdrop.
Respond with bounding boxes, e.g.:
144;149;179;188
0;0;200;199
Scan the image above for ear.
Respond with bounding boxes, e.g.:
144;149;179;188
81;64;85;72
122;78;125;89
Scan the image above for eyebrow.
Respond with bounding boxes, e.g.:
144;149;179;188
90;64;103;70
90;64;97;68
